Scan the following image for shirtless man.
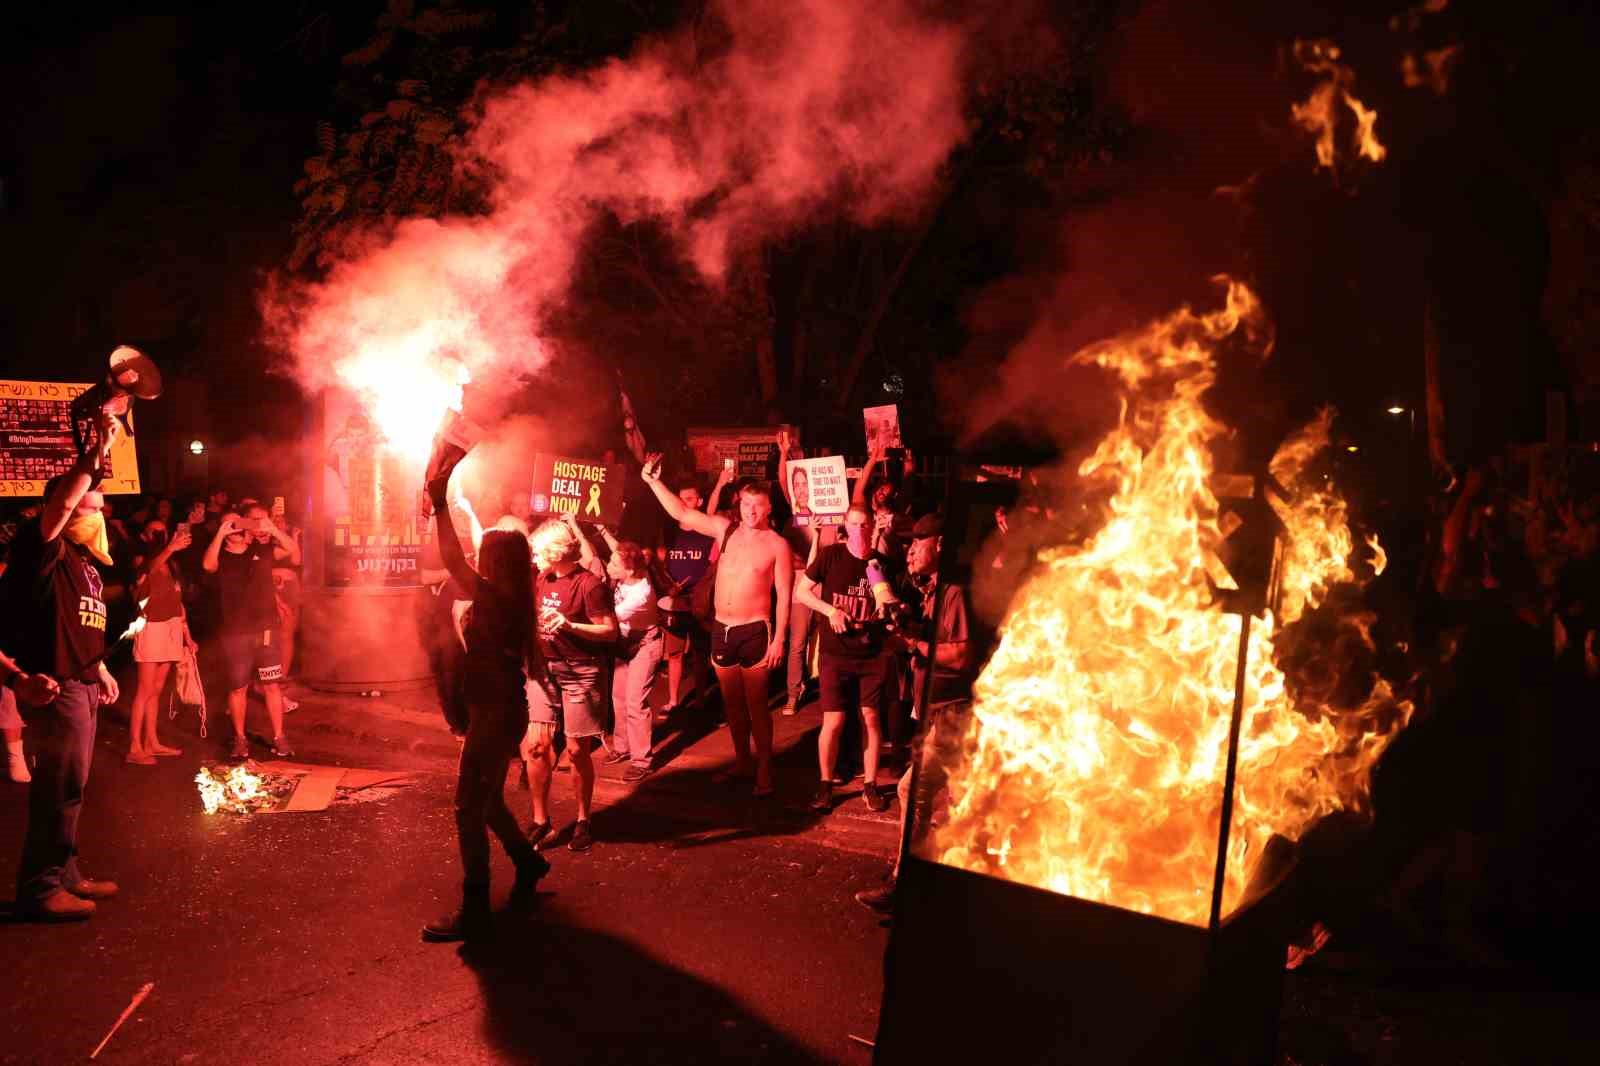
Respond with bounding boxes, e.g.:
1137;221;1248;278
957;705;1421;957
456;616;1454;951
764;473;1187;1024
641;453;791;795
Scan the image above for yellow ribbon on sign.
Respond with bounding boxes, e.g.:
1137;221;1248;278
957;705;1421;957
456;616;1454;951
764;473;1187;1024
585;482;603;517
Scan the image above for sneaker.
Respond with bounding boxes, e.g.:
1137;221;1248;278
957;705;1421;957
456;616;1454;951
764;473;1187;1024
526;820;552;849
809;780;833;813
863;782;891;812
568;819;594;852
855;881;896;913
781;700;798;716
421;904;490;943
228;734;250;761
270;735;295;758
603;750;630;766
622;765;652;783
66;877;119;900
19;889;94;922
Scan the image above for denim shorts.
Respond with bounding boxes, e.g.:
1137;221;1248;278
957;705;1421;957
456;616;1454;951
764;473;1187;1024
528;661;607;739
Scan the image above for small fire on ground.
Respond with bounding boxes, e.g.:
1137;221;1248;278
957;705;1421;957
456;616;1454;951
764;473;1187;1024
196;765;291;815
933;280;1412;927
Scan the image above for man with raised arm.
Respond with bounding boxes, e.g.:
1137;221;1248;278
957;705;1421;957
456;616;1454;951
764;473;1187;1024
640;453;791;796
0;412;123;922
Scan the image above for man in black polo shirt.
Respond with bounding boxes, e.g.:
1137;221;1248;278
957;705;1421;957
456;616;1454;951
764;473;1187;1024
0;413;124;921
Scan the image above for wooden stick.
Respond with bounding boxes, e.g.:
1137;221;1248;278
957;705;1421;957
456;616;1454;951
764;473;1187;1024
847;1033;876;1049
89;981;153;1059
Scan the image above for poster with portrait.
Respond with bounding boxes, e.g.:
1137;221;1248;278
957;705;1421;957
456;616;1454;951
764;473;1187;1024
1;379;141;497
862;404;903;454
785;455;848;526
321;389;426;587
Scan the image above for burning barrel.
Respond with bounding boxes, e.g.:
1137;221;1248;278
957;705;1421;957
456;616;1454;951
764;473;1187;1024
873;287;1411;1064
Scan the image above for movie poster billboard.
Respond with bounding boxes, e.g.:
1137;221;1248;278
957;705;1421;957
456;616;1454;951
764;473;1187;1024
530;453;624;525
785;455;848;526
1;379;141;497
321;390;425;587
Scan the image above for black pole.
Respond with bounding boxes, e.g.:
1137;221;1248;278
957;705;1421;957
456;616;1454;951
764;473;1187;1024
1208;609;1253;940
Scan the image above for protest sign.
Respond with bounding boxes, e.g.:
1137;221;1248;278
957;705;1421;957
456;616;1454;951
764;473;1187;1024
530;453;624;525
862;404;902;453
322;389;424;586
1;379;141;497
786;455;848;526
685;425;798;478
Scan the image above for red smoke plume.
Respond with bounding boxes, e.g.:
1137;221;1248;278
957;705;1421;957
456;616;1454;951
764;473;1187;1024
265;0;974;450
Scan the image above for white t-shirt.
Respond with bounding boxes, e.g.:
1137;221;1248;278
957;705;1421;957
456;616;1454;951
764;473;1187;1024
612;575;659;639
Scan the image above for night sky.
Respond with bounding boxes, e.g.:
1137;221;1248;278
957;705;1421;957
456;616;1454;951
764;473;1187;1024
4;2;1598;491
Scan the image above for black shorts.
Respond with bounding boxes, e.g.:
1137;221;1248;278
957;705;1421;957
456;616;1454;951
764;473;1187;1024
819;654;893;714
710;620;770;669
221;627;285;691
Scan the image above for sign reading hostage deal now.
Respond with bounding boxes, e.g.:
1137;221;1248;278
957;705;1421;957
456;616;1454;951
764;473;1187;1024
530;454;624;525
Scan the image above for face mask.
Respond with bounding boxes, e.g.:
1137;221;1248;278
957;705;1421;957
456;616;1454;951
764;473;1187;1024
845;525;870;556
64;511;113;566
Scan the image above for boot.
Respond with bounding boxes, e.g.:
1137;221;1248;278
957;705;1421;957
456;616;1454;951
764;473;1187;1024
509;849;552;911
422;884;491;942
6;740;29;784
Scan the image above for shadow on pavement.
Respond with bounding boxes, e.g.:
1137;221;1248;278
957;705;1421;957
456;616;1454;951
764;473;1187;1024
457;905;819;1065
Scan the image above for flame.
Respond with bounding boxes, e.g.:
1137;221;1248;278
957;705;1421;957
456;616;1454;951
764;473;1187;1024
196;765;269;815
335;349;471;465
1290;40;1386;172
932;280;1411;926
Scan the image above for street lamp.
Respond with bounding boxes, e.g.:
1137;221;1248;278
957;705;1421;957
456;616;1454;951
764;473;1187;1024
1385;405;1406;416
189;440;205;456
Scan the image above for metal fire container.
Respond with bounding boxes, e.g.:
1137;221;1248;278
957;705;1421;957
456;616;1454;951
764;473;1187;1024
874;467;1296;1066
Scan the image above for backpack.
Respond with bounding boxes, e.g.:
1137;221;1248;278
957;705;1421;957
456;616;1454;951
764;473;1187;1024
690;521;737;629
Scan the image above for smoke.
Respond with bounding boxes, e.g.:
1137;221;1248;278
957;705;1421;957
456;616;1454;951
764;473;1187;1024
264;0;976;443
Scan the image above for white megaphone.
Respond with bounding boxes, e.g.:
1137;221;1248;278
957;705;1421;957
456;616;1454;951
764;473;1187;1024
70;345;162;461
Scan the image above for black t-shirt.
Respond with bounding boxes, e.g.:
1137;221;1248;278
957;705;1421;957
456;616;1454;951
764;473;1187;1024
806;543;884;660
663;526;714;595
910;579;973;708
0;521;108;679
216;541;279;633
537;566;614;664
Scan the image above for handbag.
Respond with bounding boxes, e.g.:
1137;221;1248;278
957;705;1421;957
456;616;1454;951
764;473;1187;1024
170;625;208;737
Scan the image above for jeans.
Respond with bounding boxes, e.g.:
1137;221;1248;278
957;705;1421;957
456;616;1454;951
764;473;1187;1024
453;701;534;890
786;599;815;703
611;629;663;769
16;680;98;901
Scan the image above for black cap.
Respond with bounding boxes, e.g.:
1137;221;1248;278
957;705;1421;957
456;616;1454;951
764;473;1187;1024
911;513;943;540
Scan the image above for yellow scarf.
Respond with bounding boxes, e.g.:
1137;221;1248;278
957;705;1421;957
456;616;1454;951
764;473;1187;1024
64;512;114;566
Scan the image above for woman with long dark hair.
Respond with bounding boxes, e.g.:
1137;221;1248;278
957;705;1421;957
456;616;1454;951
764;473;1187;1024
422;458;551;942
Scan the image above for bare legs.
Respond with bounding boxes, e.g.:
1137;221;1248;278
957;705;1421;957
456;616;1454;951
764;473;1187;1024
714;663;774;790
127;661;179;758
817;705;880;787
228;682;285;744
521;728;595;827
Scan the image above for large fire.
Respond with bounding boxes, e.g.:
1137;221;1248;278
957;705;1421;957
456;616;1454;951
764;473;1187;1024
933;281;1411;926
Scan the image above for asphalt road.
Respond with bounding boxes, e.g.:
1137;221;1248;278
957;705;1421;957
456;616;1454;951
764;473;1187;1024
1;713;890;1065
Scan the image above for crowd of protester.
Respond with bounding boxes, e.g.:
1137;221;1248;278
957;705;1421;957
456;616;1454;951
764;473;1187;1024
7;404;1597;963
